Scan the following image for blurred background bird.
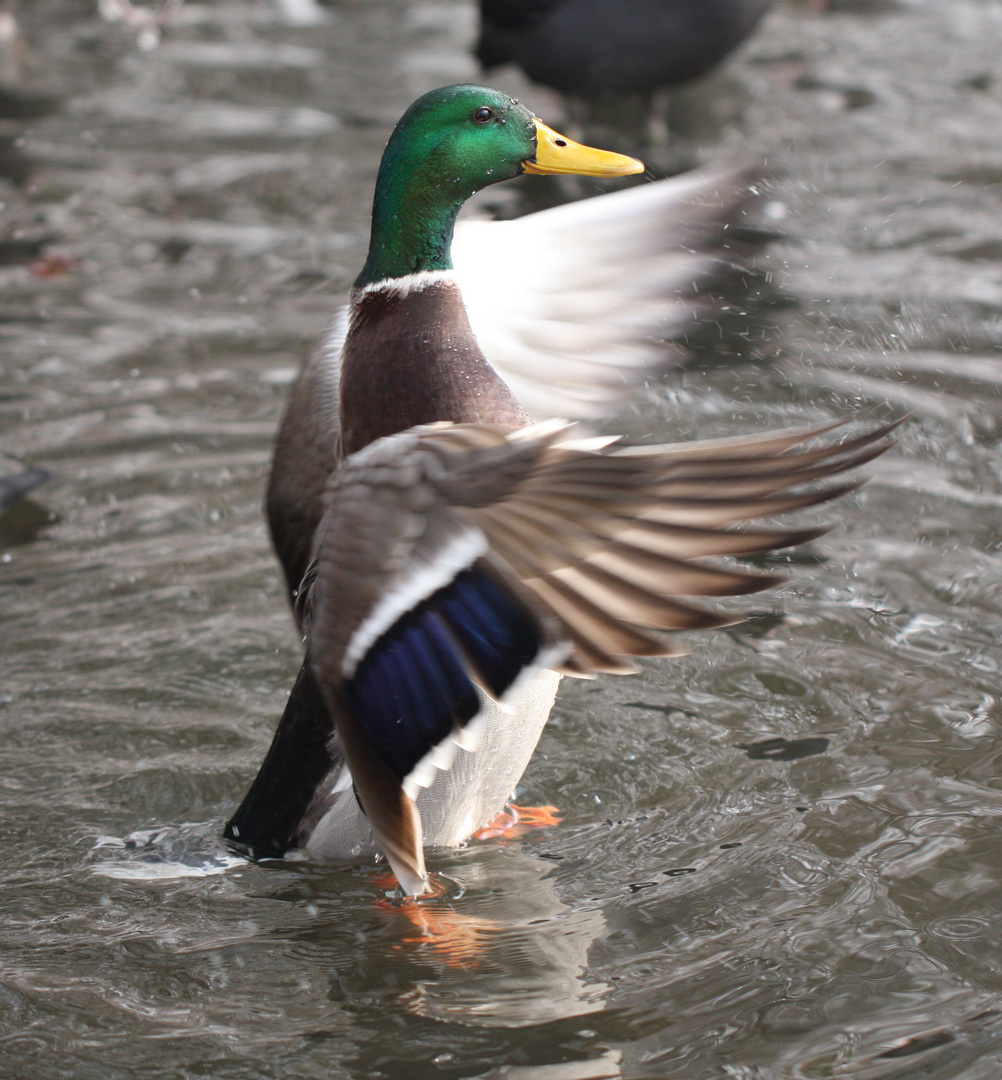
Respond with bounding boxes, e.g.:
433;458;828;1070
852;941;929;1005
475;0;772;150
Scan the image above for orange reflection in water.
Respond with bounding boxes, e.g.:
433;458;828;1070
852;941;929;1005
370;803;562;968
374;880;498;970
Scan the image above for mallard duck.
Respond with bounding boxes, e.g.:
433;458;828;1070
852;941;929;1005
476;0;772;100
224;84;895;895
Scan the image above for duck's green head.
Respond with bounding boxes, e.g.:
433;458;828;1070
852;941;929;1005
356;84;644;287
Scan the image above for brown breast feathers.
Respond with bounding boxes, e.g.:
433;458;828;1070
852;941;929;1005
338;279;529;457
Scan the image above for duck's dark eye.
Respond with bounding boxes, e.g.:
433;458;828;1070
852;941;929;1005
472;106;495;124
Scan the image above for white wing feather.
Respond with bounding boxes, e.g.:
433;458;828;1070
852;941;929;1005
453;167;762;419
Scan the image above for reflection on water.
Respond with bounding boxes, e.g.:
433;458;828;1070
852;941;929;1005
3;0;1002;1077
389;854;608;1028
91;828;608;1027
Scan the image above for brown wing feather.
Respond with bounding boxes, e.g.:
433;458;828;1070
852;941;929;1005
305;414;900;891
457;416;900;676
321;690;429;896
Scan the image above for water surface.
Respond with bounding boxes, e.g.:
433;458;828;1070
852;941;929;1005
3;1;1002;1077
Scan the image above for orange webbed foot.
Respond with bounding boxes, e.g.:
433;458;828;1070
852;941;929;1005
474;801;561;840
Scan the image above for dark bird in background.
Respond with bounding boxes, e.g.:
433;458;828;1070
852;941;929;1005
475;0;772;100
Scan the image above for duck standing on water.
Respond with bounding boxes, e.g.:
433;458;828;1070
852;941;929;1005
224;84;895;896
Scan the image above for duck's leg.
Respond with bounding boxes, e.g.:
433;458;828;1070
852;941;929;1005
223;655;340;859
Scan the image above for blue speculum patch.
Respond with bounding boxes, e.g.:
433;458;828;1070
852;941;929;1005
345;564;544;781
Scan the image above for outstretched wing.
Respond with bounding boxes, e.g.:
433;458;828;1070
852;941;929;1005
454;165;766;419
305;416;900;894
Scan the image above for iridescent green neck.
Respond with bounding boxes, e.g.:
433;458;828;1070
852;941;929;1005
354;139;488;289
353;86;535;288
354;161;469;287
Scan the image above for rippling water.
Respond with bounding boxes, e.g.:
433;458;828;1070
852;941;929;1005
3;0;1002;1077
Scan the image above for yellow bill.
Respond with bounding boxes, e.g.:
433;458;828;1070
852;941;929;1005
524;119;645;177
